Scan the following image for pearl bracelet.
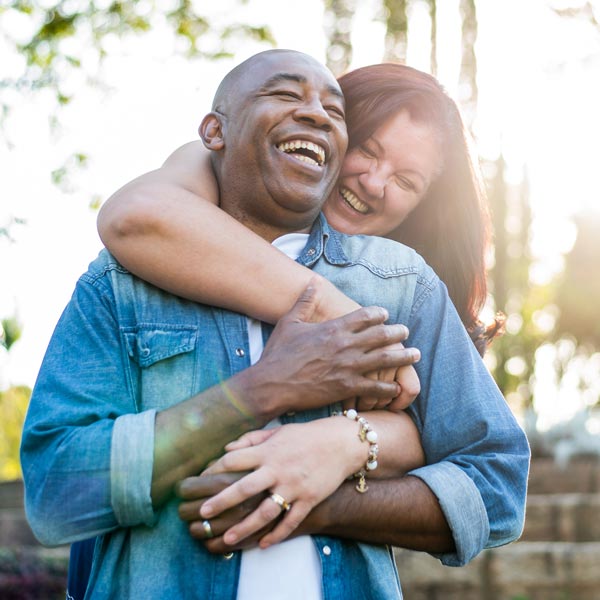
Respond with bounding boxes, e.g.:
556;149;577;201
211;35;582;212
341;409;379;493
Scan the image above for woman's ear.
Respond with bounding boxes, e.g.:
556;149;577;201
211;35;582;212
199;113;225;150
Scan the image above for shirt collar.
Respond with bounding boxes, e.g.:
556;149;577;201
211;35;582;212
297;213;352;268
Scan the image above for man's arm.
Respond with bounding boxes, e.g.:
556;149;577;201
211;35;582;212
178;473;453;553
21;274;416;546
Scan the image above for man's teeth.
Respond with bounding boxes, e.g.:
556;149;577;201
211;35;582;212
277;140;326;166
341;188;369;214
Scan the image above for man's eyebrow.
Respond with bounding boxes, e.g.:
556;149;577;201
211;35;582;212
261;73;344;101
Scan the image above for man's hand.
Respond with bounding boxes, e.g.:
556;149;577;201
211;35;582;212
176;473;270;553
243;279;420;420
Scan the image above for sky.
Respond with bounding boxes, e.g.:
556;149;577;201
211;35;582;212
1;0;600;426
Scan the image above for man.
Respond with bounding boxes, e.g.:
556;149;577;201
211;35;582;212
22;50;529;598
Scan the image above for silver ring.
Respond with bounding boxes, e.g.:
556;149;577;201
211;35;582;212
269;493;292;512
202;519;214;539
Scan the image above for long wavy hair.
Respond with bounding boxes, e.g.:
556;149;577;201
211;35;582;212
338;63;504;354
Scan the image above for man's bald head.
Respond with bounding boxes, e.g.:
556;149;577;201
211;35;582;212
200;49;348;242
211;49;339;116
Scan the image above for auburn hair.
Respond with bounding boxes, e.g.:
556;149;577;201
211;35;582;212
338;63;504;354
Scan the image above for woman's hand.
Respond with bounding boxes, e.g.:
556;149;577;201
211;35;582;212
197;418;366;549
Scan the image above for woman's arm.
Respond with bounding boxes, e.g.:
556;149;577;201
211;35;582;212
98;141;421;410
97;141;359;323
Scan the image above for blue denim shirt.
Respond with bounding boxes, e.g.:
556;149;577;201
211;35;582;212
21;214;529;599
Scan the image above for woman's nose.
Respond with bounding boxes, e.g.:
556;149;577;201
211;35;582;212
358;167;386;199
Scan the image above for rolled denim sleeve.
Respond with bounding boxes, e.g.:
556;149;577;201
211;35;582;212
405;273;530;566
20;272;157;546
111;410;157;527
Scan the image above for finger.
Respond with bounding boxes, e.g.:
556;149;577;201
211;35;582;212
258;502;308;548
356;396;391;412
358;346;421;374
333;305;389;334
388;364;421;411
179;499;204;521
202;446;261;476
221;495;285;546
200;470;274;518
176;472;247;500
352;324;410;352
224;428;277;451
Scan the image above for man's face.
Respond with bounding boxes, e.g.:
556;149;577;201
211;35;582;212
218;51;348;241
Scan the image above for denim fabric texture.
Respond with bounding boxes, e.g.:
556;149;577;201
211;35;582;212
21;214;530;599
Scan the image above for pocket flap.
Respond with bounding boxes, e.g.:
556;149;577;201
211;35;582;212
124;325;197;368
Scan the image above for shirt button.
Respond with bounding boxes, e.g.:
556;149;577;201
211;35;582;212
307;248;316;256
142;348;150;357
223;552;235;560
322;545;332;556
235;348;245;357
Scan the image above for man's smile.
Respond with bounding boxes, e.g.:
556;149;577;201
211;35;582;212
276;139;326;167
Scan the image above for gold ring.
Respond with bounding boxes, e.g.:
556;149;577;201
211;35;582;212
202;519;214;539
269;493;292;512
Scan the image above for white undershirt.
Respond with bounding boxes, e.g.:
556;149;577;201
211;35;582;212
236;233;323;600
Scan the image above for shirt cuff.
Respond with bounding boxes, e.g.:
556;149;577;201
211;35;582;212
111;410;158;528
409;461;490;566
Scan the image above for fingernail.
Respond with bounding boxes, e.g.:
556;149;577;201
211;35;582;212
201;504;213;518
225;532;237;544
412;349;421;362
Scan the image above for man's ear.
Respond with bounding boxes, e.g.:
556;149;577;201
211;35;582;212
199;113;225;150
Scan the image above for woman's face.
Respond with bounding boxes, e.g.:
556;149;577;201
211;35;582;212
323;109;442;237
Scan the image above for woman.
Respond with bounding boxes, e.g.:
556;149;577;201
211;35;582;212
67;63;502;598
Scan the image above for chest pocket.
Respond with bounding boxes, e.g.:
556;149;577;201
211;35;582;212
124;325;198;412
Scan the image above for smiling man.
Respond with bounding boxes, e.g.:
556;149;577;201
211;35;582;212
21;49;529;600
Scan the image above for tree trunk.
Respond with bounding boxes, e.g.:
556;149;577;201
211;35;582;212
323;0;357;76
427;0;437;76
383;0;408;63
459;0;478;131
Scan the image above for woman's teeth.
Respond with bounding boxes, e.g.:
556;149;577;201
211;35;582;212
340;188;369;214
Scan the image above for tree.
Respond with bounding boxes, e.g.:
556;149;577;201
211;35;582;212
382;0;408;63
458;0;478;131
323;0;357;76
426;0;437;76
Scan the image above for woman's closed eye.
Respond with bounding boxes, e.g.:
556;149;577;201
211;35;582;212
394;175;416;192
358;144;377;159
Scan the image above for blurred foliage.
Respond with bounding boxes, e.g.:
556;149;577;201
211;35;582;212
555;213;600;347
0;1;275;129
1;317;22;351
0;217;27;242
0;0;275;194
0;385;31;481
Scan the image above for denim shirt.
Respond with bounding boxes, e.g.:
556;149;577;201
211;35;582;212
21;214;529;599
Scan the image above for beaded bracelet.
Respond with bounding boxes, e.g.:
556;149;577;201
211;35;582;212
340;409;379;493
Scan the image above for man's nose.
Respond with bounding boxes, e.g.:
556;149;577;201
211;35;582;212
293;96;333;131
358;167;386;199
